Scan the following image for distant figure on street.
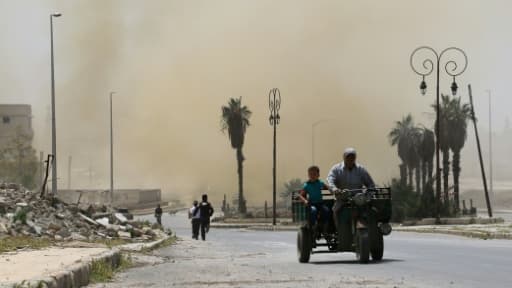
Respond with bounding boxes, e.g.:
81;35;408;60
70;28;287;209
189;200;201;240
155;204;163;226
198;194;214;240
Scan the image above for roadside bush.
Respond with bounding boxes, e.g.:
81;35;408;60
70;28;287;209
390;179;419;222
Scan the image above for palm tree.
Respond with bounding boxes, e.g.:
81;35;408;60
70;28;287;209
388;114;415;186
447;97;472;213
406;128;422;192
221;97;252;214
419;128;435;192
433;94;452;205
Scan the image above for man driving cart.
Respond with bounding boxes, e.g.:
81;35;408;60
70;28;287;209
326;147;376;249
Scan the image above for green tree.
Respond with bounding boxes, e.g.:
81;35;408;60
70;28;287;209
280;178;303;208
221;97;252;214
389;178;420;222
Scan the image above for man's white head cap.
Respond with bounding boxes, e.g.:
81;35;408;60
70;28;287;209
343;147;357;158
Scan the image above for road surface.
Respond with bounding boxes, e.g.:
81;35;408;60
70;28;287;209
90;212;512;288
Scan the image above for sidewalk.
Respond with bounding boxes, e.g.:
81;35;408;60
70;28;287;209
394;223;512;240
0;246;109;285
0;233;171;288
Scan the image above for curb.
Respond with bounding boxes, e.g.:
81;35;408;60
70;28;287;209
211;223;298;231
248;226;297;231
5;235;171;288
119;234;171;252
212;223;512;240
394;228;512;240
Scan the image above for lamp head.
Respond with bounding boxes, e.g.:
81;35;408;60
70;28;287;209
420;80;427;96
451;80;458;96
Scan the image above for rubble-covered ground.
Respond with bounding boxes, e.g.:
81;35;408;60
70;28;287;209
0;183;167;247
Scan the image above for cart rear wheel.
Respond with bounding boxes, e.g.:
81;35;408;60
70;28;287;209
297;227;311;263
371;232;384;261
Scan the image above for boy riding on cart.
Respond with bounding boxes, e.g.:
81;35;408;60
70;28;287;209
297;166;332;237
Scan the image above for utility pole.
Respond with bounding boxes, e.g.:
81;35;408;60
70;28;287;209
486;90;494;205
50;13;62;195
110;92;116;205
67;155;72;189
468;85;493;217
39;151;44;187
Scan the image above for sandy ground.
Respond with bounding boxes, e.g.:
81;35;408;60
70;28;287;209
0;247;107;284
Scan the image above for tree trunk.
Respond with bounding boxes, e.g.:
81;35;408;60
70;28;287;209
421;160;427;194
442;149;450;205
408;166;414;187
399;163;407;186
415;165;421;194
236;148;246;214
428;160;434;184
452;150;461;214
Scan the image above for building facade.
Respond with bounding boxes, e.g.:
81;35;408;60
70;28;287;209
0;104;33;147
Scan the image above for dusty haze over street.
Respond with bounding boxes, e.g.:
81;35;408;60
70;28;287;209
1;0;512;204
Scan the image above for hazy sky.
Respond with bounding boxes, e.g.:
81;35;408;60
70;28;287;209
1;0;511;204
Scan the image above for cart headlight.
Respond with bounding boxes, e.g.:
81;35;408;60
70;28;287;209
378;223;392;235
353;192;367;206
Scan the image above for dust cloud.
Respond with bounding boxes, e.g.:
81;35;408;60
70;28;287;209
1;0;512;205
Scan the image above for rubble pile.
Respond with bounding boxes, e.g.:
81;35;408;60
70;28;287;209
0;183;163;242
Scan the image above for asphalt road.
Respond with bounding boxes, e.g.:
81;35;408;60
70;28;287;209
90;212;512;288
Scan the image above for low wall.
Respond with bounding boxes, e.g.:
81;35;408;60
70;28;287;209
56;189;161;208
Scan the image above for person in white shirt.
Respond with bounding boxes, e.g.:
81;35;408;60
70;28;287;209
189;200;201;240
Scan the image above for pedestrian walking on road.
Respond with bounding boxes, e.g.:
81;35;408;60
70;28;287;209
189;200;201;240
198;194;214;241
154;204;163;226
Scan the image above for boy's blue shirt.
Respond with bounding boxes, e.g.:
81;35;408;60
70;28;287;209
303;179;324;204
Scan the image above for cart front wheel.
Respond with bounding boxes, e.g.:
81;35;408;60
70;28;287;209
356;229;370;264
297;227;311;263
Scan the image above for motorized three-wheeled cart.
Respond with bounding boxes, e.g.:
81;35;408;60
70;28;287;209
292;188;392;263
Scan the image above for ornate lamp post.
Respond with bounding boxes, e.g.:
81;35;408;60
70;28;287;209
269;88;281;226
410;46;468;217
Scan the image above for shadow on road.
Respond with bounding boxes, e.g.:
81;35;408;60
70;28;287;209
310;258;404;265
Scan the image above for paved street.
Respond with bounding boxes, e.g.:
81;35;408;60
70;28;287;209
91;212;512;288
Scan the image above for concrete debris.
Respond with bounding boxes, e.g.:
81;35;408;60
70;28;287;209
0;183;162;243
114;212;128;224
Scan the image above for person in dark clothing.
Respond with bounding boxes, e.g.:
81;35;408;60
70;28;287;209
155;204;163;226
189;200;201;240
198;194;214;240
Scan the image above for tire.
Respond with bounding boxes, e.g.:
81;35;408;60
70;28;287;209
371;232;384;261
356;229;370;264
297;227;311;263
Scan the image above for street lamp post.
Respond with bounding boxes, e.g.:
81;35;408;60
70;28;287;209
268;88;281;226
410;46;468;217
50;13;61;195
110;92;116;205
